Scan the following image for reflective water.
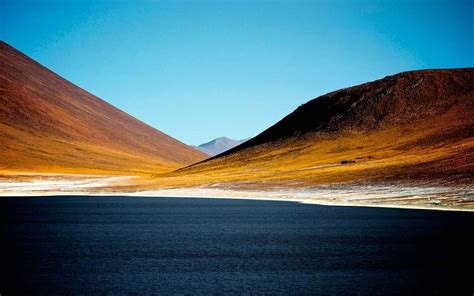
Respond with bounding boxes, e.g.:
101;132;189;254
1;196;472;294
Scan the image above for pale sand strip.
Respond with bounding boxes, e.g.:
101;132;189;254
0;175;472;212
124;188;474;212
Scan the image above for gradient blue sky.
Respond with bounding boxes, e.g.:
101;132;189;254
1;0;473;145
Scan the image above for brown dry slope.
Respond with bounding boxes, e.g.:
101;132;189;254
156;68;473;190
0;41;206;175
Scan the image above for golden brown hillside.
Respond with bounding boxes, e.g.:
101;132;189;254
0;41;206;175
135;68;473;191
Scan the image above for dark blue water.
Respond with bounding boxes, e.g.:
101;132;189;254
1;196;473;295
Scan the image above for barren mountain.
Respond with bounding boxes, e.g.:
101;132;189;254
0;41;206;175
165;68;473;190
219;68;473;158
194;137;248;156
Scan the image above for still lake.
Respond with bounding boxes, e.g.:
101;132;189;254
1;196;473;294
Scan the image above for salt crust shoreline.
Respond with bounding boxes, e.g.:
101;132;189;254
0;174;472;212
1;185;472;213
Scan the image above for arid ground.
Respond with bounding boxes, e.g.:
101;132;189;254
1;42;473;211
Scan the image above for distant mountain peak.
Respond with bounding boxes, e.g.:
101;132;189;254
194;137;248;157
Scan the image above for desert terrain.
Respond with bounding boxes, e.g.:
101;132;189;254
1;42;473;211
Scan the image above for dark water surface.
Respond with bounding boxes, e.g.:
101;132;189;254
1;196;473;295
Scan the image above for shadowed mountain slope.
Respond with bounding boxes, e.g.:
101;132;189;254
194;137;248;157
0;41;206;175
219;68;474;158
161;68;473;189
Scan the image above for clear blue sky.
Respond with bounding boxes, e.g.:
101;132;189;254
1;0;473;145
